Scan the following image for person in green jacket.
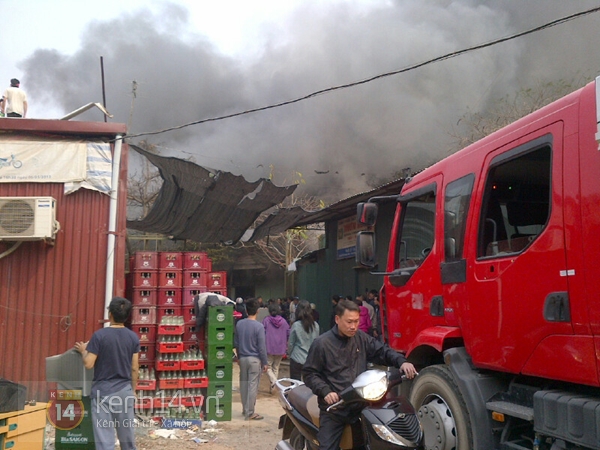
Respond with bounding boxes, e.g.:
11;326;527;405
287;300;319;380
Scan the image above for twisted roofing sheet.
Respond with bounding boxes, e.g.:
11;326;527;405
127;145;297;243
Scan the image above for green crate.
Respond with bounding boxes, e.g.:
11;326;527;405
207;305;234;327
206;344;234;364
55;396;94;450
206;381;233;403
205;325;234;344
204;398;232;422
207;363;233;382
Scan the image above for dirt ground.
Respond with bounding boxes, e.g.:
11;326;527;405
137;362;288;450
45;362;289;450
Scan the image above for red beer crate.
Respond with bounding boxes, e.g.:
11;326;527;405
132;288;158;306
132;251;158;270
208;272;227;289
152;397;170;410
182;396;204;407
181;359;205;371
183;306;196;325
135;397;153;410
182;288;207;306
156;306;182;324
183;252;209;271
153;395;184;409
158;323;185;335
131;324;157;343
159;252;183;270
158;378;184;390
139;344;156;363
137;379;157;391
132;271;159;288
157;288;182;306
131;306;157;325
158;271;183;288
183;271;208;288
209;288;227;297
184;377;209;389
183;324;199;342
158;341;184;353
155;359;181;371
206;259;213;273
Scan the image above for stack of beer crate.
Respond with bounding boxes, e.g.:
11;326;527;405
130;251;228;350
205;305;234;421
134;318;207;418
129;250;231;418
130;251;159;369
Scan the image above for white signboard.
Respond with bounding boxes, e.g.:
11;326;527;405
337;216;370;260
0;140;88;183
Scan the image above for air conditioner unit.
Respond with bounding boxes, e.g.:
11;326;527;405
0;197;59;240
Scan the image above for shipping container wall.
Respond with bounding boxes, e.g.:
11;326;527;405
0;137;128;401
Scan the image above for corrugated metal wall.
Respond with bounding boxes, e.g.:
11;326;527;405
0;130;128;401
297;202;396;331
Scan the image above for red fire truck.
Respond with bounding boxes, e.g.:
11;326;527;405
356;76;600;450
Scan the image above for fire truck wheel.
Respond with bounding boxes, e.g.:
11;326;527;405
409;365;473;450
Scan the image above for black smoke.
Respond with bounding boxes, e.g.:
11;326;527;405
21;0;600;201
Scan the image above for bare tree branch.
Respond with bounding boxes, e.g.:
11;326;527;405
448;77;588;152
245;194;325;268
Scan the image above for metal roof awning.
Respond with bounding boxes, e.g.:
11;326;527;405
127;145;406;244
127;145;298;244
287;178;405;228
246;206;315;241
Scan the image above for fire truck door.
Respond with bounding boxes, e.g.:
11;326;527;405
468;126;582;383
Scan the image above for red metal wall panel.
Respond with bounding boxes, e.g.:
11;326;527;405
0;124;128;401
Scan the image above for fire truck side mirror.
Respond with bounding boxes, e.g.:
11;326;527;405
357;202;378;226
356;231;376;267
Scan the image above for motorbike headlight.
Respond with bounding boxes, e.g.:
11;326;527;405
371;424;416;447
355;373;388;401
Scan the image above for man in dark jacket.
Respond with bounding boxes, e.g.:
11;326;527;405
303;299;417;450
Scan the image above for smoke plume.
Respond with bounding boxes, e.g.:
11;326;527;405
21;0;600;202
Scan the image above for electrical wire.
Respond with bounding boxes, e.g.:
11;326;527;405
125;5;600;140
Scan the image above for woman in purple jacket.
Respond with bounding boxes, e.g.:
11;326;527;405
263;303;290;392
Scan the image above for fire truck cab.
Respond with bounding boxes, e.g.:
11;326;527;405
357;77;600;449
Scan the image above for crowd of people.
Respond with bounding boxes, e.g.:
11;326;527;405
73;291;410;449
232;291;385;421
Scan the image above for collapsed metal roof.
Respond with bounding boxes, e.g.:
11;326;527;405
127;145;406;244
247;205;315;241
127;145;298;244
247;178;405;238
288;178;406;227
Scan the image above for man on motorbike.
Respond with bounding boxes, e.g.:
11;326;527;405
303;299;417;450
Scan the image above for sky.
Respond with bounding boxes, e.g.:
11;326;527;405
3;0;600;202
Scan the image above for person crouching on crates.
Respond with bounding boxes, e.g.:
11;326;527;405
74;297;140;450
192;292;235;335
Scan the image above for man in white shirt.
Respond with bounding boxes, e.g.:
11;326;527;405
1;79;27;118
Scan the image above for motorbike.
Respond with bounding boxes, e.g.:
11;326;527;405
0;154;22;169
275;369;423;450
